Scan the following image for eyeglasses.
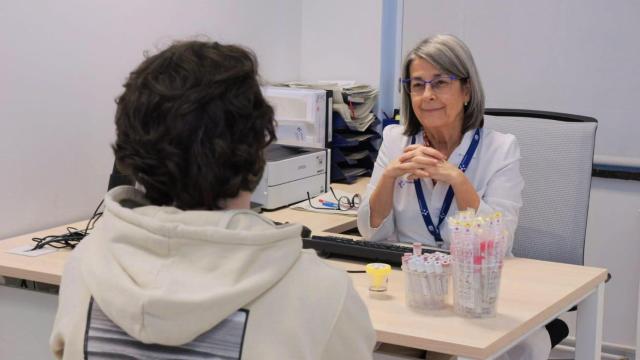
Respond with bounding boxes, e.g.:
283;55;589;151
400;75;466;96
307;187;361;211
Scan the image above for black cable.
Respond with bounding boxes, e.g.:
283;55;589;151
31;200;104;251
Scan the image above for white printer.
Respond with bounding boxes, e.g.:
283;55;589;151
251;86;332;210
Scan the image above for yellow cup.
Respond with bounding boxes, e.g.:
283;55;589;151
366;263;392;292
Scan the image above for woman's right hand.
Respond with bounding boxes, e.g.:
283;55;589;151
370;144;443;228
383;144;446;180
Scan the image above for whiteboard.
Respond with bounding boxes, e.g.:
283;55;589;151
401;0;640;166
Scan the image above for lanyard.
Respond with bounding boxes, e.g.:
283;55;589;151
410;128;481;243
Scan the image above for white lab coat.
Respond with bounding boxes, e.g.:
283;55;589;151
358;124;523;251
360;125;550;360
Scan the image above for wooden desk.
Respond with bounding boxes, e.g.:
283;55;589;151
329;259;605;359
263;178;366;236
0;178;367;286
0;178;607;359
0;220;86;285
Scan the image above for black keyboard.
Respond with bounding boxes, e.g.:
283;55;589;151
302;235;448;267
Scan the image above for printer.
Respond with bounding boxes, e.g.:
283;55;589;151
251;86;332;210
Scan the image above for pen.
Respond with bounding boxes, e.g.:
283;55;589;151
318;199;338;208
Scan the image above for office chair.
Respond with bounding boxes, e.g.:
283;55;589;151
483;109;598;349
483;109;597;265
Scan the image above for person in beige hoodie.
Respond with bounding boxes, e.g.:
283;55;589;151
50;40;376;360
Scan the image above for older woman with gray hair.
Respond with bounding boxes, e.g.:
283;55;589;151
358;35;553;359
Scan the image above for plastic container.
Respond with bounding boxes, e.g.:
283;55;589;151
365;263;392;292
403;261;449;310
452;260;503;317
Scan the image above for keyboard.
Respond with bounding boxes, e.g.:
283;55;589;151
302;235;448;267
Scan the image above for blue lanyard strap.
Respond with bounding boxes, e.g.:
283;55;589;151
410;128;481;243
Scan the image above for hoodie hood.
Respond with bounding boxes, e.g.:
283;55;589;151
80;186;302;345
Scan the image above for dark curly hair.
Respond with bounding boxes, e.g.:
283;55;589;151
112;40;276;210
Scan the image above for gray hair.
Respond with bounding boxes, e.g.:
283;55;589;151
400;34;485;136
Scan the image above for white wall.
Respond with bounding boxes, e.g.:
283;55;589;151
0;287;58;360
0;0;384;239
584;178;640;348
299;0;383;88
402;0;640;163
0;0;302;239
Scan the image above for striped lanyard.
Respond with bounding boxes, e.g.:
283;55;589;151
410;128;481;243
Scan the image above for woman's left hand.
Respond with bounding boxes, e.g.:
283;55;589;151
401;145;480;210
399;144;464;185
407;160;464;185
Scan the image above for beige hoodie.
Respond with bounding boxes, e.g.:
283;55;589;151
50;186;375;359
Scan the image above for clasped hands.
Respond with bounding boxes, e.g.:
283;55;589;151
384;144;463;185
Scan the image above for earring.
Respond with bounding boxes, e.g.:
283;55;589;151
464;101;468;106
